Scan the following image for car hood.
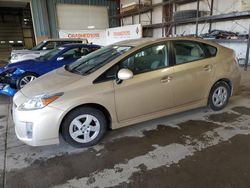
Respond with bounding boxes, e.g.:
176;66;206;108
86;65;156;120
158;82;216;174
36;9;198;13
4;59;39;70
19;67;83;98
12;49;49;56
12;49;31;55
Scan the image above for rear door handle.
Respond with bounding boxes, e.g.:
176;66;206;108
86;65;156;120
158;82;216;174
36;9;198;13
203;64;213;71
161;76;172;83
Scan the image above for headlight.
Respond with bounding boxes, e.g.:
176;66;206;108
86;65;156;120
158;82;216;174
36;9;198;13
18;92;64;111
11;54;18;60
6;68;17;74
4;68;17;77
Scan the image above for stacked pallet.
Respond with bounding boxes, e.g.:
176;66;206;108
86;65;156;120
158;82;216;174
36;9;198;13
120;0;151;14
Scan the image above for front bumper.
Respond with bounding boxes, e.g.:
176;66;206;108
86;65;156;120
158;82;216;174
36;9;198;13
0;84;16;96
0;73;17;89
0;68;26;96
13;103;64;146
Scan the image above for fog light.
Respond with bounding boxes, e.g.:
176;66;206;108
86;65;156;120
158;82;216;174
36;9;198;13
26;122;33;139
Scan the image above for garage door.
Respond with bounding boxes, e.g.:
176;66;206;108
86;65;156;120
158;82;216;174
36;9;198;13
56;4;109;30
0;5;34;61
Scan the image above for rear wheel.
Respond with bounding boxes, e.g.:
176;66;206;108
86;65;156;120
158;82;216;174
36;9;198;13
17;73;37;89
208;82;230;111
61;107;107;148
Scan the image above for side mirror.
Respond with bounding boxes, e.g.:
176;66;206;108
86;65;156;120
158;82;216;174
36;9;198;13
42;47;47;50
56;56;64;61
117;68;133;81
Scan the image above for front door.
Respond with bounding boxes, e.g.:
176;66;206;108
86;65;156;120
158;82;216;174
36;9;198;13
114;43;175;122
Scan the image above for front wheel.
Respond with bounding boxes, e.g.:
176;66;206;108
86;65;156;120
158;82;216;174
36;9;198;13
61;107;107;148
208;82;230;111
17;73;37;89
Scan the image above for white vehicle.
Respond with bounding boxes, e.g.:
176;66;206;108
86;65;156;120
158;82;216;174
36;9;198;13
10;38;88;64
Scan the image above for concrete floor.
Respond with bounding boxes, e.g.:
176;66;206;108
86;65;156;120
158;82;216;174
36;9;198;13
1;68;250;188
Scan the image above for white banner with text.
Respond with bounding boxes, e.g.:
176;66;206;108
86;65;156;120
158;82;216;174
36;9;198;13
59;24;142;46
59;30;107;45
106;24;142;45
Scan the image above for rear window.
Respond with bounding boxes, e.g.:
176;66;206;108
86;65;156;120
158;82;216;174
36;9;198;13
173;41;206;65
204;44;217;57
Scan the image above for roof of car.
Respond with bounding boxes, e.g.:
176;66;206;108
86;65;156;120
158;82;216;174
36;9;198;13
60;43;100;48
114;38;156;47
44;38;88;42
113;37;220;48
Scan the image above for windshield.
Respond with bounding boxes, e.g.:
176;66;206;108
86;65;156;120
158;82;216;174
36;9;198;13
37;47;65;61
66;45;132;75
31;41;46;51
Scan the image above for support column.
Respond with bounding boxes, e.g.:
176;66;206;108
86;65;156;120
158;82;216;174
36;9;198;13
30;0;51;43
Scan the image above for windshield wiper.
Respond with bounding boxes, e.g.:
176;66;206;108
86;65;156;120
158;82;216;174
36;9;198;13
82;66;98;75
65;65;83;75
65;64;69;70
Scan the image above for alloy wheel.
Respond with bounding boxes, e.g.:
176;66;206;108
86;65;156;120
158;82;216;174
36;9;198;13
69;114;101;143
212;86;228;108
19;75;37;88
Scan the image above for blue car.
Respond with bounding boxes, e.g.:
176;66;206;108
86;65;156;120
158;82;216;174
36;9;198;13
0;43;100;96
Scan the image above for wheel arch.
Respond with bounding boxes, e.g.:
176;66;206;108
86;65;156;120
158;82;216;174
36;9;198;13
59;103;112;134
16;71;40;89
21;71;40;77
207;78;232;105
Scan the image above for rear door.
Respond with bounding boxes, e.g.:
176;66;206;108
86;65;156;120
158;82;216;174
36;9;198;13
171;40;216;106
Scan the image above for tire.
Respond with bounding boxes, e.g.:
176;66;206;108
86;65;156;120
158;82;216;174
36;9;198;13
61;107;107;148
16;73;38;89
208;82;231;111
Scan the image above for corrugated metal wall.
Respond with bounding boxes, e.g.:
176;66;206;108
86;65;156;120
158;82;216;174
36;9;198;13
31;0;119;42
30;0;51;42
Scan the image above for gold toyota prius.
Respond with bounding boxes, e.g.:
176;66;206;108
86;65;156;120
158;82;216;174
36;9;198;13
12;37;241;147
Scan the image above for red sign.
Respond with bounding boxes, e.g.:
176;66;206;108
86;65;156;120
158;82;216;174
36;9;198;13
68;33;100;38
113;31;130;37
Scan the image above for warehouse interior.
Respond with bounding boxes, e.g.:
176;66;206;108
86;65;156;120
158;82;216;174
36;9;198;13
0;0;250;188
0;1;34;62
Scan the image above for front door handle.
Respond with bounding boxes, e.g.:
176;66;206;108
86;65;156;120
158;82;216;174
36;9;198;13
203;64;213;71
161;76;172;83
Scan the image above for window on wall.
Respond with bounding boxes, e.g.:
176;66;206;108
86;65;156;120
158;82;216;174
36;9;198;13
173;41;206;65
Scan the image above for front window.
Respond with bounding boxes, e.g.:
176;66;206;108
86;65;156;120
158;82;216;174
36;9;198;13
37;47;65;61
95;43;169;83
120;43;168;74
66;45;132;75
31;41;47;51
61;47;91;59
31;41;57;51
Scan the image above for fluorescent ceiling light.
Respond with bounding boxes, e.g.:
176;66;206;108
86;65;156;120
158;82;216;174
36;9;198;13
87;25;95;29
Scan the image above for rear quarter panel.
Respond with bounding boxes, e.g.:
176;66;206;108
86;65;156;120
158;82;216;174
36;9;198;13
208;45;241;96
